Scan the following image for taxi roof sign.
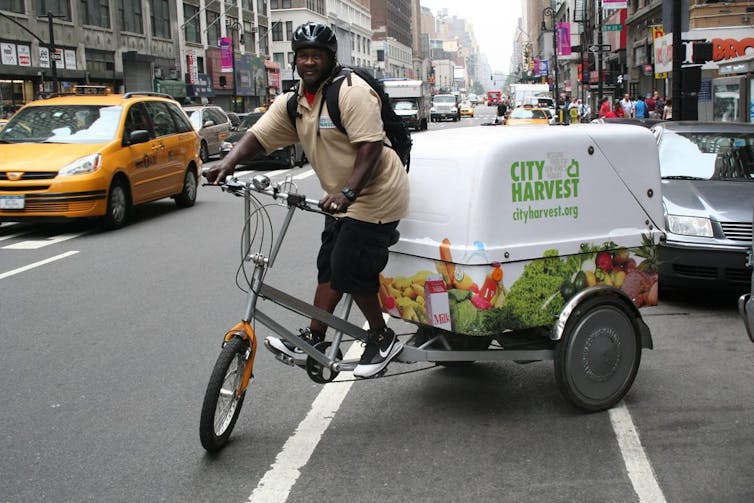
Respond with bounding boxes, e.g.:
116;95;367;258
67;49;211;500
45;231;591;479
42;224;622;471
73;85;112;95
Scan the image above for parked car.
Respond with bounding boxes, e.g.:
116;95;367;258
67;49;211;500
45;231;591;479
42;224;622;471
220;112;306;169
183;105;232;162
652;121;754;291
738;208;754;343
226;111;241;130
0;90;201;229
591;117;664;128
506;107;551;126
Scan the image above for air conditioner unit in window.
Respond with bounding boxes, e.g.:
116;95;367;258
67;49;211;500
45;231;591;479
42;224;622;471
168;68;178;79
154;66;163;78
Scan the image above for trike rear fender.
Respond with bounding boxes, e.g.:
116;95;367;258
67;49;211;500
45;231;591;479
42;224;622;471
554;286;653;349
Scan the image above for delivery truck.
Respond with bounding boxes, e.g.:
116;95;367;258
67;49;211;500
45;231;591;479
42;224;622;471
382;78;431;131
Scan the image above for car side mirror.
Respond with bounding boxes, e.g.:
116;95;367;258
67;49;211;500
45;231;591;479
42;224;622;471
128;129;151;145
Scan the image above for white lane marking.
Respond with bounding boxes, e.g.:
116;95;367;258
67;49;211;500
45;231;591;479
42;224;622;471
2;232;86;250
235;168;289;179
610;402;667;503
291;169;315;181
0;230;32;242
248;341;361;503
0;250;79;280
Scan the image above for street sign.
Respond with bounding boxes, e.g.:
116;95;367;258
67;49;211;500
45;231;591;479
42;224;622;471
589;44;612;52
603;24;622;31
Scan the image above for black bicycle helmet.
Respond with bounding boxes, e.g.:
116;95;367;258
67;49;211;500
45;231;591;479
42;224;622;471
291;22;337;56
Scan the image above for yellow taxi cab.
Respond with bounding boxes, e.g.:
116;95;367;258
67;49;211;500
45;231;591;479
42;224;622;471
0;88;201;229
506;106;551;126
459;101;475;118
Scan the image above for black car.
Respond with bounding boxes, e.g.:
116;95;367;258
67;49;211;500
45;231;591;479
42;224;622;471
220;112;306;169
591;117;665;128
652;121;754;291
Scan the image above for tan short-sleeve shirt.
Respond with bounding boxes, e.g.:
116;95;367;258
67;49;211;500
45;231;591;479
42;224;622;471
249;71;409;224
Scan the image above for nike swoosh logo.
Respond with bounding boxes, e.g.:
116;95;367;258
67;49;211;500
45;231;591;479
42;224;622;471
379;345;392;358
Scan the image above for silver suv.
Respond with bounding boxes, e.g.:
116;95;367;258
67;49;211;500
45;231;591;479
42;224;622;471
183;105;232;162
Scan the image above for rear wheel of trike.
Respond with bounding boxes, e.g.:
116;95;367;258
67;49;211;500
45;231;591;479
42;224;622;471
200;336;250;452
554;296;641;412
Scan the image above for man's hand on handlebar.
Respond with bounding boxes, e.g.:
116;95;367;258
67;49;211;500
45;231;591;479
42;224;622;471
319;192;351;214
204;161;236;185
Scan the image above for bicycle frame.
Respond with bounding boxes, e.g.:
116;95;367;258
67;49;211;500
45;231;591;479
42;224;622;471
223;175;373;394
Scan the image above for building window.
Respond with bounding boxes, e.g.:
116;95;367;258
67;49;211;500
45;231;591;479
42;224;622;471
258;25;269;56
85;48;114;74
273;52;285;66
1;0;25;13
272;22;283;41
118;0;142;33
257;0;267;14
285;21;292;41
206;10;220;46
79;0;110;28
150;0;170;38
183;3;200;43
35;0;72;21
287;51;294;66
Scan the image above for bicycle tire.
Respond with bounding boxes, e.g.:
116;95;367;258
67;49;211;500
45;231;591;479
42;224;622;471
199;336;250;452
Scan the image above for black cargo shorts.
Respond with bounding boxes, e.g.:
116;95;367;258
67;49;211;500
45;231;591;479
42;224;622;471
317;216;400;295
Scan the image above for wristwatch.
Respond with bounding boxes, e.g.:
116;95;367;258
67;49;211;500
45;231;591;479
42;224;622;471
341;187;357;202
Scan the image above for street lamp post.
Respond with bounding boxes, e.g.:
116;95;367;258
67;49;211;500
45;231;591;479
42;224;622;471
47;12;59;92
225;19;243;113
542;6;559;122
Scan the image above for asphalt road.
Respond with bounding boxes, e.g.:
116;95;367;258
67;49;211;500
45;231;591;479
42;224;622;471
1;108;752;502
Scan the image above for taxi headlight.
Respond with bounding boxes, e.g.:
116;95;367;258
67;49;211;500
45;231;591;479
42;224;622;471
58;154;102;176
430;106;436;112
667;215;713;237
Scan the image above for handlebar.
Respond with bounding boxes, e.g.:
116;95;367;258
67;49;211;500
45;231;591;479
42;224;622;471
202;170;321;211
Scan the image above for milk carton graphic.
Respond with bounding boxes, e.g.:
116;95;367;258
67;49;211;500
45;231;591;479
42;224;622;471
424;273;452;330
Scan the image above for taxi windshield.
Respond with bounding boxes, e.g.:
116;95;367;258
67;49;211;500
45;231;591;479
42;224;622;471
0;105;122;144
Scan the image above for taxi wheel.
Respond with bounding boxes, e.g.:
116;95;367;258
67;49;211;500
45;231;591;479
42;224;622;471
174;169;197;208
199;141;210;163
102;178;129;230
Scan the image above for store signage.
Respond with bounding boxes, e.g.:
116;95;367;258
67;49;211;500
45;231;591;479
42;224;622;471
1;43;17;65
39;47;49;68
17;45;30;66
603;0;628;9
654;33;673;74
603;24;622;31
220;37;233;73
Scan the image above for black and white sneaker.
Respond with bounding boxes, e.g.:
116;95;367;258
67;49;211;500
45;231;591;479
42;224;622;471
353;327;403;378
265;328;323;366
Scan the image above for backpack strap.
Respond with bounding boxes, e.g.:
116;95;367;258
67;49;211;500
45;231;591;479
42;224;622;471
286;84;300;130
324;68;350;135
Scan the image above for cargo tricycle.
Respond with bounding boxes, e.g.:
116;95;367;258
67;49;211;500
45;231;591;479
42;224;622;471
199;125;665;452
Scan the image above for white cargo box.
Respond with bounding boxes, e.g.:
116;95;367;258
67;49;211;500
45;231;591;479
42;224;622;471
380;125;664;335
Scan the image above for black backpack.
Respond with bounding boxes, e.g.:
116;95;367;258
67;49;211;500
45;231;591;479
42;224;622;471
286;66;412;171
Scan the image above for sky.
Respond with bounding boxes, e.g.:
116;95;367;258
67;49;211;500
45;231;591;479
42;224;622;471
419;0;523;74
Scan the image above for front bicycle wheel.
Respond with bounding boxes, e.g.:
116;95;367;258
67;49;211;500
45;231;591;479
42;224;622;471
200;336;250;452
